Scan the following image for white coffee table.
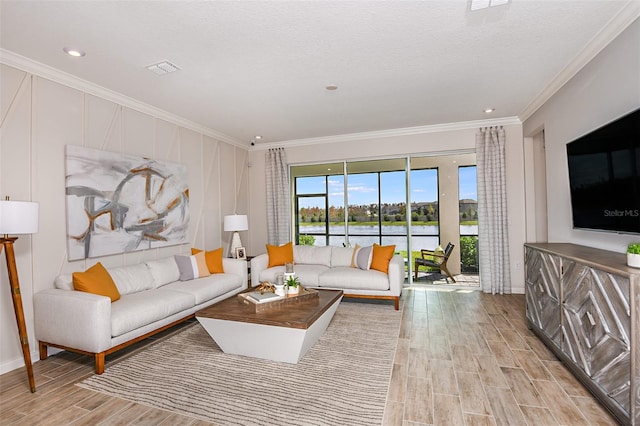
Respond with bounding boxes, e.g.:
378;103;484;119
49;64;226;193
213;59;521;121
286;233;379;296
196;289;343;363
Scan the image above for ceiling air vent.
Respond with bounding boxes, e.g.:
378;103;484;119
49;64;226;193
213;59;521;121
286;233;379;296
469;0;509;11
146;61;181;75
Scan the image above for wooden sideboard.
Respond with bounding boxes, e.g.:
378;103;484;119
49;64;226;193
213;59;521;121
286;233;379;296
525;243;640;425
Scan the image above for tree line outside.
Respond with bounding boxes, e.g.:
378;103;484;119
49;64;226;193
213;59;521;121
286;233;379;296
297;200;478;226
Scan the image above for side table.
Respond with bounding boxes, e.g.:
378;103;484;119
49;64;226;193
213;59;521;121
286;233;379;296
246;255;254;288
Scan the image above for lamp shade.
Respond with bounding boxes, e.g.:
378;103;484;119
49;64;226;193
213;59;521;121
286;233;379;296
0;200;39;235
223;214;248;232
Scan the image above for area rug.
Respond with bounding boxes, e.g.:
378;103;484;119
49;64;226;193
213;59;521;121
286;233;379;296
78;301;402;426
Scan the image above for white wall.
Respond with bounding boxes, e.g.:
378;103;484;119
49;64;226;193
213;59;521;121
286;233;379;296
248;123;527;293
523;18;640;253
0;63;249;374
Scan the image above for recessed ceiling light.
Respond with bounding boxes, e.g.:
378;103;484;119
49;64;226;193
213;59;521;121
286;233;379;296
63;47;85;57
325;85;338;91
484;108;495;113
254;135;263;140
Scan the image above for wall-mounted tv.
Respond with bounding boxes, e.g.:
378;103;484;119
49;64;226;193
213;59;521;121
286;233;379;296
566;108;640;235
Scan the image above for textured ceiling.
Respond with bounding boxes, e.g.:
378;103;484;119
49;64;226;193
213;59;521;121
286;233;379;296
1;1;637;146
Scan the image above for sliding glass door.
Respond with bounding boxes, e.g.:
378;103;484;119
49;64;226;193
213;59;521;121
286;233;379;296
345;158;408;252
459;166;479;273
291;152;478;281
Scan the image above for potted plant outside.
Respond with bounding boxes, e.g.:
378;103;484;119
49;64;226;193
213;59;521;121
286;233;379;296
286;275;301;294
627;243;640;268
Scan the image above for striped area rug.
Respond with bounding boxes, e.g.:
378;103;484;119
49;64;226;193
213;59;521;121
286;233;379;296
78;301;402;426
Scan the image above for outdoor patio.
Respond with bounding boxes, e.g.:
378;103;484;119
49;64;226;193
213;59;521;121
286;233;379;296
411;272;480;287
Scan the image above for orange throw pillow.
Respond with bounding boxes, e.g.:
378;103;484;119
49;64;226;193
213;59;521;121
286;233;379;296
72;262;121;302
266;242;293;267
370;244;396;273
192;247;225;274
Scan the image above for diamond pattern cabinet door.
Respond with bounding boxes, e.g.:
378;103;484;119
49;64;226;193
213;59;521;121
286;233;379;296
561;260;594;373
525;247;561;347
562;264;631;415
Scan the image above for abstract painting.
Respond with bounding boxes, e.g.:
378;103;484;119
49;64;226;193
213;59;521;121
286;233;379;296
65;145;189;260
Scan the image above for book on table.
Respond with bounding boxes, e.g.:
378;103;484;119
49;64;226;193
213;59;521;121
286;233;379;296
246;291;284;304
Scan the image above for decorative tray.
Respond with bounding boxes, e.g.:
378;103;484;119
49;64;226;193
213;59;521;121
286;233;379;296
237;287;319;313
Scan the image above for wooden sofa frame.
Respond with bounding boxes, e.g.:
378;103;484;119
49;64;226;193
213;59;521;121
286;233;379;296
38;314;194;374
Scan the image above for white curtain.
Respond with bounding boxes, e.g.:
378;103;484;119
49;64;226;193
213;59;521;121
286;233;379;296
476;127;511;294
265;148;291;245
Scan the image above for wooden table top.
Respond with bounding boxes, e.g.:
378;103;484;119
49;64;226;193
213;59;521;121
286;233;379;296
195;289;343;330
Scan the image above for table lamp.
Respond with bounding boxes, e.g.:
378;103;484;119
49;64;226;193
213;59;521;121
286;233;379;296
223;214;248;258
0;197;39;392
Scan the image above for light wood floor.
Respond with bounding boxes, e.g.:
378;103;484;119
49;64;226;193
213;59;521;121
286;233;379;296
0;286;619;425
384;285;619;426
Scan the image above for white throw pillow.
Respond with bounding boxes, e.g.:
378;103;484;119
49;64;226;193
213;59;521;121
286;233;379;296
331;246;355;267
293;245;332;267
108;264;155;295
54;274;74;291
145;257;180;287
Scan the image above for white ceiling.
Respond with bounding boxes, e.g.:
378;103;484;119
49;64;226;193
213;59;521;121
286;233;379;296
1;1;638;147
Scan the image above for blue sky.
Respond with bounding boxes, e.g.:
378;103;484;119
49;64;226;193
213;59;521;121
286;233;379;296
297;166;477;206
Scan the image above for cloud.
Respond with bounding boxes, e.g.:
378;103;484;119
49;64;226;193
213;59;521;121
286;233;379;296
348;184;376;193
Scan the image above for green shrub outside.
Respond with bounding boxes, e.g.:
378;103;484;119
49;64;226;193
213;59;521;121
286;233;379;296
298;234;316;246
459;236;479;273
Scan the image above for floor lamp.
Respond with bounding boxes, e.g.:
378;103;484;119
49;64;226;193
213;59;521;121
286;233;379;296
224;214;248;258
0;197;39;393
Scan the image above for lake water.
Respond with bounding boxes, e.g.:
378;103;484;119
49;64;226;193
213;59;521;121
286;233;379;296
299;224;478;251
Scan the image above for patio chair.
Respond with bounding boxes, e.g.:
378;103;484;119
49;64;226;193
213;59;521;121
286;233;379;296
414;242;456;283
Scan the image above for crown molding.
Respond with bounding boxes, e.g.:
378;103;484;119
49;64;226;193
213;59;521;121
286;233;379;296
252;116;521;150
0;49;245;148
519;1;640;122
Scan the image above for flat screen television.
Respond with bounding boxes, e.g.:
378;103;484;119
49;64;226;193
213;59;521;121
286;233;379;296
566;107;640;234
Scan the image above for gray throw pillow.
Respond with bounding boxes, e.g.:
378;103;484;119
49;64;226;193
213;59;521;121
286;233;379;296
354;246;373;270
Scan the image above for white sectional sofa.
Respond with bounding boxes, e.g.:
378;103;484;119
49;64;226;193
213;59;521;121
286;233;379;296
251;245;404;309
35;256;247;374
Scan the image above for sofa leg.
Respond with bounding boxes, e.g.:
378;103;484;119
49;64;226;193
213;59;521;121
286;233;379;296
394;297;399;310
39;342;48;360
95;353;105;374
